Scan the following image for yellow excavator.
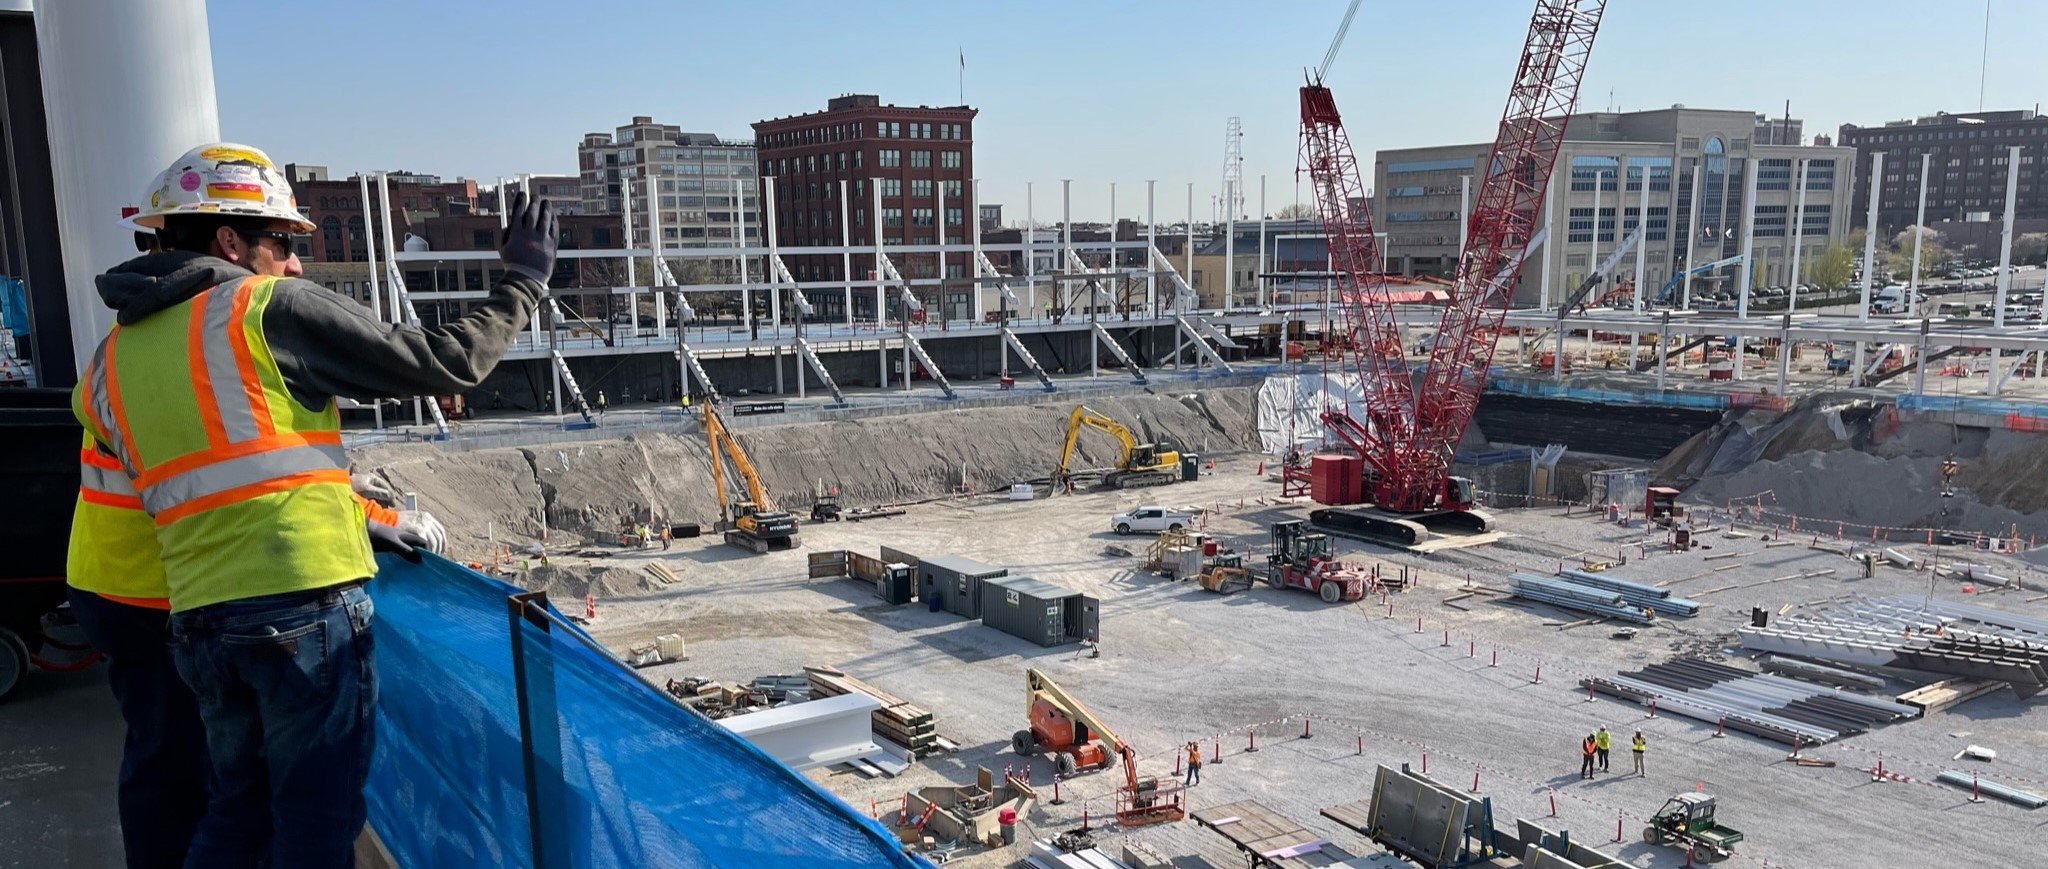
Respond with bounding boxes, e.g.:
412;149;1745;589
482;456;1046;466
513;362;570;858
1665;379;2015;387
704;403;799;554
1053;405;1183;490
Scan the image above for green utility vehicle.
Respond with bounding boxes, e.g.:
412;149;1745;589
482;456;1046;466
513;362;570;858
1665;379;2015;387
1643;792;1743;862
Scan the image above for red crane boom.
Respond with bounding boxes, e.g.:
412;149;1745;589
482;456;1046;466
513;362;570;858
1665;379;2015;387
1298;0;1608;531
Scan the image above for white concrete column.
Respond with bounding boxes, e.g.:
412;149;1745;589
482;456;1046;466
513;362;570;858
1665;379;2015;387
1146;181;1157;315
969;178;982;321
875;182;887;388
1257;174;1268;309
842;179;853;328
1026;181;1036;319
1631;160;1649;367
1734;154;1759;379
40;0;221;376
1787;160;1808;315
360;174;384;430
1539;174;1555;309
1991;145;2021;395
1911;153;1930;317
1681;167;1703;311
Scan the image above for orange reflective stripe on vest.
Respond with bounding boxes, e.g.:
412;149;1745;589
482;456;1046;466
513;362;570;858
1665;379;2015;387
78;445;143;510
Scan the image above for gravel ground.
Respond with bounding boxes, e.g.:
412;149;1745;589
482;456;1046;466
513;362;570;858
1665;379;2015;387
564;462;2048;868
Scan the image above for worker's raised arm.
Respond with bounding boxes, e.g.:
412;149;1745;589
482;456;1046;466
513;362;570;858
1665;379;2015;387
261;193;559;406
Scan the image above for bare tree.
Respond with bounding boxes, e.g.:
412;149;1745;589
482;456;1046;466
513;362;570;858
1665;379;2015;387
1275;202;1318;220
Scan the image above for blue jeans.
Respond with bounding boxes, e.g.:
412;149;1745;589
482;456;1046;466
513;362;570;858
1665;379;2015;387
67;588;210;869
170;583;376;869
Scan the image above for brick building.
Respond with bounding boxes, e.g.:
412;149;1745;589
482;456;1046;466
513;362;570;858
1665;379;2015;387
1837;109;2048;235
286;170;480;262
753;94;976;321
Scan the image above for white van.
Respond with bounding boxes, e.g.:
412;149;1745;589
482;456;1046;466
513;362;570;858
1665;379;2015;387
1872;286;1911;314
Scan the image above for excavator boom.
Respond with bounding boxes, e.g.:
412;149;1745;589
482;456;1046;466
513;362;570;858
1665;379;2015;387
703;403;798;554
1054;405;1181;490
704;403;778;514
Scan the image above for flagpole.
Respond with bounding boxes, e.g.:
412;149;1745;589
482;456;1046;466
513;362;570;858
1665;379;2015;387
958;48;964;104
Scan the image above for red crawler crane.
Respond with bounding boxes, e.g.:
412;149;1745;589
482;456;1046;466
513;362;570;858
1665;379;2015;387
1297;0;1609;545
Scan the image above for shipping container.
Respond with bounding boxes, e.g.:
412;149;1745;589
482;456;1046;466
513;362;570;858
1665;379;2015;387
980;575;1100;647
917;554;1008;619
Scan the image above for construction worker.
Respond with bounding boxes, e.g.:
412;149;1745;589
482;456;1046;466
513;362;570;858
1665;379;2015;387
660;522;672;551
73;142;553;867
596;389;609;412
69;431;436;869
1580;734;1597;779
1595;725;1612;772
1631;730;1647;776
1184;742;1202;786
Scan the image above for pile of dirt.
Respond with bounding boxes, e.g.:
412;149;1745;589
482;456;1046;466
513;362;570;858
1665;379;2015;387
519;563;663;600
1671;393;2048;538
351;385;1262;556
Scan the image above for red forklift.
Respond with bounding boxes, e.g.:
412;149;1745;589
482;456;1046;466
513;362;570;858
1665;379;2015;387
1265;520;1369;604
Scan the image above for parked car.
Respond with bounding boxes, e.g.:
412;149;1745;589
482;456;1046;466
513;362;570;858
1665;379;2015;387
1110;506;1193;535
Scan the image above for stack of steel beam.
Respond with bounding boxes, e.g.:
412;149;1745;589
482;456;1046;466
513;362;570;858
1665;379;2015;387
1506;572;1653;623
1556;568;1701;617
1580;657;1918;745
1739;596;2048;698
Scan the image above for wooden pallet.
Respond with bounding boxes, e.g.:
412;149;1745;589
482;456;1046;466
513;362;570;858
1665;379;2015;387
806;665;938;754
1896;678;2003;714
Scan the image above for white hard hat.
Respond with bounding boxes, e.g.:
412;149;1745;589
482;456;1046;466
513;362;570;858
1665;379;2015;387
125;142;315;234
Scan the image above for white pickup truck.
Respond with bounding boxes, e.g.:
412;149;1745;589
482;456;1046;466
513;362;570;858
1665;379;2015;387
1111;506;1193;535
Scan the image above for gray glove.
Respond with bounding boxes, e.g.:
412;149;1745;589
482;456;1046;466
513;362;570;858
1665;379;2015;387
351;472;400;508
498;191;558;284
367;519;425;563
396;510;448;554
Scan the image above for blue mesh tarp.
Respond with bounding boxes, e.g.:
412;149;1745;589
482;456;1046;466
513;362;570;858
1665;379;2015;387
365;554;929;868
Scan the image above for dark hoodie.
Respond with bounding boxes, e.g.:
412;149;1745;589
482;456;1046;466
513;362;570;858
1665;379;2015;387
94;251;542;410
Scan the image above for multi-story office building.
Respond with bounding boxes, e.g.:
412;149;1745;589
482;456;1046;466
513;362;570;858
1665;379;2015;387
1374;106;1855;305
753;94;976;321
1837;110;2048;235
576;116;759;251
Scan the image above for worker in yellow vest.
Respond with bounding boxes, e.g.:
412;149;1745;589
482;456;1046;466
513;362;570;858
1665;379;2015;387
73;142;553;867
69;432;435;869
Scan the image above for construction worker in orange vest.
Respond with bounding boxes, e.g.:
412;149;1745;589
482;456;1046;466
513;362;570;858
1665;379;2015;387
69;433;434;869
1184;741;1202;786
73;142;552;867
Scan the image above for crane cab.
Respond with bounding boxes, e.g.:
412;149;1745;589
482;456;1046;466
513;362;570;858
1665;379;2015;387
1442;475;1477;510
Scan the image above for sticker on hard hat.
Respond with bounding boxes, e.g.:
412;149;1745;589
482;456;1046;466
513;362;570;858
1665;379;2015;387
211;164;263;185
206;182;266;201
179;172;202;192
199;146;270;166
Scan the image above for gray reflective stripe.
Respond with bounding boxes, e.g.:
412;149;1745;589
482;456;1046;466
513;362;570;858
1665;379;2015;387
84;341;136;477
197;285;265;443
137;442;349;516
79;460;137;495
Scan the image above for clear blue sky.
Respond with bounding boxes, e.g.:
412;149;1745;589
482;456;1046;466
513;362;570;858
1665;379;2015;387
213;0;2047;223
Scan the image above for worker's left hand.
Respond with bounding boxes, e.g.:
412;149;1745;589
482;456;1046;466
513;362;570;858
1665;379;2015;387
351;472;401;508
396;510;448;554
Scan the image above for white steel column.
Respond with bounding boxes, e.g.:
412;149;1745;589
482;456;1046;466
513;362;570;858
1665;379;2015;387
875;183;888;388
1734;155;1759;379
1854;152;1882;385
1911;153;1930;317
1459;175;1472;255
622;172;636;341
1026;182;1036;319
1681;168;1703;311
1589;169;1603;309
359;174;384;430
937;181;947;325
1146;181;1158;314
764;176;785;394
739;185;751;342
1258;175;1269;308
1061;179;1073;321
39;0;221;377
841;180;853;328
1185;183;1195;309
969;178;983;321
376;172;424;427
1631;162;1649;367
1539;174;1555;308
648;177;665;340
1225;176;1236;309
1788;160;1808;315
1991;145;2021;395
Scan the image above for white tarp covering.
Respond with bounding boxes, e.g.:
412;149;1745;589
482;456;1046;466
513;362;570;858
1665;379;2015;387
1256;372;1366;455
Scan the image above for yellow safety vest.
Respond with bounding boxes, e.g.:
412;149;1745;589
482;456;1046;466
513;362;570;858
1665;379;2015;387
65;432;171;608
1595;731;1611;750
74;275;372;612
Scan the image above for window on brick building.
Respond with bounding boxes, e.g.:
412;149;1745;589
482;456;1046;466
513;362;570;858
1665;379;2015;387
943;179;962;198
941;151;961;169
879;150;901;168
911;179;932;197
880;178;902;197
910;151;931;168
912;208;934;227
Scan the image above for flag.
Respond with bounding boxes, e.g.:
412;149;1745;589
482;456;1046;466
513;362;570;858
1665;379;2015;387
959;48;965;70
